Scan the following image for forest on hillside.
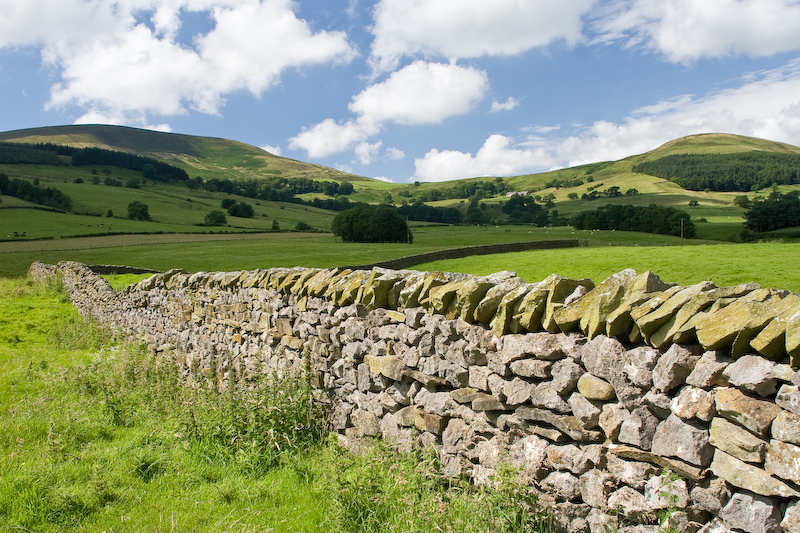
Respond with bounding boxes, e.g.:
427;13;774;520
632;152;800;191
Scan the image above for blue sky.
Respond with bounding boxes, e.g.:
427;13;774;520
2;1;800;183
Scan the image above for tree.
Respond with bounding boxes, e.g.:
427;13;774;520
688;200;699;207
220;198;236;209
272;220;280;231
332;205;412;243
227;201;254;218
127;200;150;221
204;210;227;226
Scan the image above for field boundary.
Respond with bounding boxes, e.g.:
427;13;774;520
344;238;580;270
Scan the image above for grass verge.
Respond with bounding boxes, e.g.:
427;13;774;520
0;277;554;532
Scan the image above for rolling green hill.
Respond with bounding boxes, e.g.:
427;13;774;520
0;124;371;185
3;125;800;245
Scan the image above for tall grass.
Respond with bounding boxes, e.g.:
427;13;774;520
0;277;553;532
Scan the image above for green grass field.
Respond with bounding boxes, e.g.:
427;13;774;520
0;225;717;278
0;277;552;533
416;241;800;293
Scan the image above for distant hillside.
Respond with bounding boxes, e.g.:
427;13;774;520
0;124;370;184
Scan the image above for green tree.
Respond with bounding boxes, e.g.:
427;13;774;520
127;201;150;221
332;206;412;243
204;210;227;226
272;220;280;231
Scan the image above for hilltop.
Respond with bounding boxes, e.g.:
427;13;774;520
0;124;371;185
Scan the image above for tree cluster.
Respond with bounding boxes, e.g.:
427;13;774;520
126;201;150;221
191;176;355;202
397;201;463;224
411;179;507;202
71;147;189;181
743;190;800;233
220;198;255;218
572;204;695;237
632;152;800;192
332;205;412;243
501;194;550;225
0;143;63;165
0;173;72;211
581;186;623;200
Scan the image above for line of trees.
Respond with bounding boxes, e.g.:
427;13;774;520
408;178;507;202
0;143;64;165
0;173;72;211
572;204;695;237
633;152;800;192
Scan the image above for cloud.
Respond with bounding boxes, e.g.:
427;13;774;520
415;59;800;181
260;144;282;156
4;0;356;125
386;147;405;160
369;0;594;72
594;0;800;62
288;118;380;158
413;134;555;182
490;97;519;113
291;61;488;157
354;140;382;165
349;61;488;125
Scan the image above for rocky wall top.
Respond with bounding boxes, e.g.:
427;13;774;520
124;263;800;368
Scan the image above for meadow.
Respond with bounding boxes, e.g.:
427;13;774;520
0;277;552;533
0;224;712;278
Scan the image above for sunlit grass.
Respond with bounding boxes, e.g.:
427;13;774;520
0;277;554;532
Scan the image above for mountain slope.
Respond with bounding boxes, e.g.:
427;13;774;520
0;124;370;184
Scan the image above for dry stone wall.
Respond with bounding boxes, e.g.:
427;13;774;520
30;260;800;533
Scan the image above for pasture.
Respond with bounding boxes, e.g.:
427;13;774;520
0;225;713;278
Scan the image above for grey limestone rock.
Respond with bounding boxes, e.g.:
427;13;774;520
671;386;716;422
772;409;800;445
617;407;660;451
723;354;778;397
718;491;783;533
776;384;800;415
652;343;703;393
650;414;713;467
580;468;616;509
690;478;732;515
540;471;581;502
568;392;602;429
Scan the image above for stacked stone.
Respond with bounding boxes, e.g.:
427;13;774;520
30;261;800;532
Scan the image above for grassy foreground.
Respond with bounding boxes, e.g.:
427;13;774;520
0;277;552;533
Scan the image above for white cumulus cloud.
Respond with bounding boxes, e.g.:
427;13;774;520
3;0;356;127
354;140;383;165
414;134;555;182
290;61;488;157
594;0;800;62
260;144;282;156
349;61;489;125
370;0;594;72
